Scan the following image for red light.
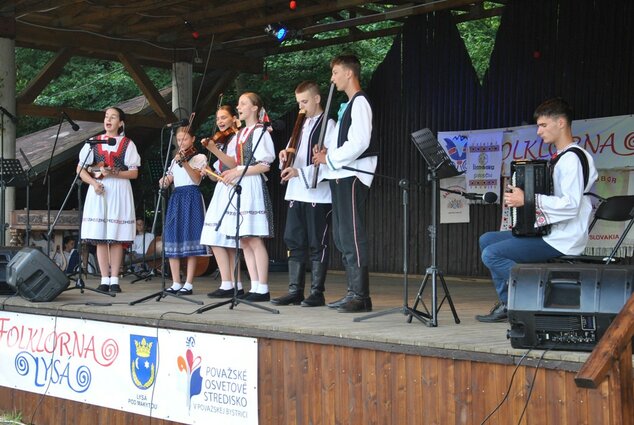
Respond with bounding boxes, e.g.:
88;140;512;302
192;31;200;40
532;50;541;59
289;0;297;10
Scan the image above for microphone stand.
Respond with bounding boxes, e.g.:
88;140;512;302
129;127;202;306
312;164;426;324
42;113;73;257
19;149;36;247
49;140;115;297
196;125;280;315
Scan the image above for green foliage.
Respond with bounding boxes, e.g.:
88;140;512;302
454;7;501;83
204;37;395;125
15;48;171;137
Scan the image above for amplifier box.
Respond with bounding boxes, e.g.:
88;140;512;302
507;263;633;351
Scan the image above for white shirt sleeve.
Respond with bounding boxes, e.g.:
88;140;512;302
124;140;141;170
326;97;372;170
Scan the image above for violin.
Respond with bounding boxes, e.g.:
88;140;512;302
201;127;238;149
87;161;120;179
176;146;197;167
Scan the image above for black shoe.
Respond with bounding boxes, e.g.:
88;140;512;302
301;292;325;307
327;294;353;309
165;287;181;294
178;288;193;296
96;284;109;292
244;292;270;302
207;288;244;298
475;302;508;323
337;297;372;313
109;284;122;293
271;292;304;305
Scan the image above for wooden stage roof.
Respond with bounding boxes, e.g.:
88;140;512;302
0;0;505;129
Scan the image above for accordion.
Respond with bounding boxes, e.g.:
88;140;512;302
510;160;552;237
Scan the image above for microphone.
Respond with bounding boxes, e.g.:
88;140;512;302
441;187;498;203
463;191;498;203
85;137;117;146
62;111;80;131
165;118;189;128
0;106;18;124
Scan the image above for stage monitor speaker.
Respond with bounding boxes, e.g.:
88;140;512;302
6;247;70;302
507;263;633;351
0;246;22;295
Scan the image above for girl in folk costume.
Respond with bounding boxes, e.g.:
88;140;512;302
78;107;140;293
158;126;209;295
217;92;275;302
200;105;244;298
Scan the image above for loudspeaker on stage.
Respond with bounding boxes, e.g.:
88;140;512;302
6;247;70;302
507;263;634;351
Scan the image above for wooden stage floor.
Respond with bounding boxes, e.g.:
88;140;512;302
1;269;593;368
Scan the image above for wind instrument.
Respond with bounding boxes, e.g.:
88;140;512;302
311;82;335;189
280;109;307;183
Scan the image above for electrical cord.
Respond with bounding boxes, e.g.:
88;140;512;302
517;347;552;425
478;349;531;425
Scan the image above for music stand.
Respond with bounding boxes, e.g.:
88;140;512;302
1;159;28;245
407;128;461;327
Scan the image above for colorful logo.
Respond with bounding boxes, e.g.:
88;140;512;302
177;348;203;411
443;135;468;171
130;335;158;390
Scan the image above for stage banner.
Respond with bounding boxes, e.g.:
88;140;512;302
584;169;634;257
0;312;258;425
465;131;503;196
439;114;634;254
440;175;470;224
439;114;634;174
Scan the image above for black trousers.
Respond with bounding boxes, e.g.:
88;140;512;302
283;200;331;263
329;177;370;268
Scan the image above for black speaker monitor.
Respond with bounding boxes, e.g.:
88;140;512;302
507;263;633;351
6;247;70;302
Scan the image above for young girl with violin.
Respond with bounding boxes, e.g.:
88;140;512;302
215;93;275;302
158;126;209;295
200;105;244;298
78;107;140;293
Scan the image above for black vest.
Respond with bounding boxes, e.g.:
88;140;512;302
302;113;325;166
337;91;379;159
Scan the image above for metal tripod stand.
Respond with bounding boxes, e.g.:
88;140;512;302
406;128;462;327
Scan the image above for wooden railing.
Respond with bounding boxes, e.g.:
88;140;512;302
575;293;634;425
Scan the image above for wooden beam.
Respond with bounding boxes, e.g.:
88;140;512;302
0;15;16;38
191;70;239;132
123;0;290;35
17;48;73;104
61;0;187;26
16;104;165;128
264;26;401;56
14;22;263;74
203;0;371;35
117;52;175;121
222;0;476;51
